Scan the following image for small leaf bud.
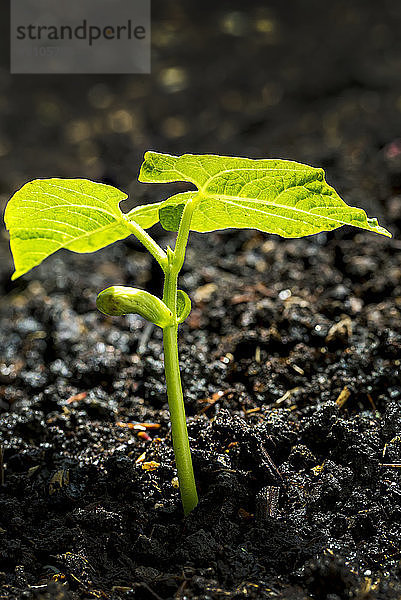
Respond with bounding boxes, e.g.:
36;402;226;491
96;286;174;328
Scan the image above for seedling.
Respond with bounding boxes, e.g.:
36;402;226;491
4;152;391;515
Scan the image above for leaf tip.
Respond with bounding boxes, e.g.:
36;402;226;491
138;158;148;183
379;227;392;238
367;217;392;238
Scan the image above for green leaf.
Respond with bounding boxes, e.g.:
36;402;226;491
5;179;155;280
138;152;391;238
159;203;185;232
176;290;191;323
125;202;164;229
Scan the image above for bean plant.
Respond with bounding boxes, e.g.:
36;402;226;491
5;152;390;514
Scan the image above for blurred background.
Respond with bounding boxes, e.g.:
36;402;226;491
0;0;401;260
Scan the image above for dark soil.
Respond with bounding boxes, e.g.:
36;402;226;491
1;1;401;599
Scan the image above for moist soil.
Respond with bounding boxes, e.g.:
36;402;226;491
0;223;400;600
1;1;401;599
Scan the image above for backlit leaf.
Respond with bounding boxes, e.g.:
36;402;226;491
137;152;391;238
159;203;185;231
5;179;154;280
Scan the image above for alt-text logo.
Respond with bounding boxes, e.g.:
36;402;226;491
11;0;150;74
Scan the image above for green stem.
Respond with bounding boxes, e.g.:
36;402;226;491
124;218;168;271
127;197;201;514
163;267;198;515
162;319;198;515
161;196;202;515
172;194;203;274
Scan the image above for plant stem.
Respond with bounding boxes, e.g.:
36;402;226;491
163;319;198;515
161;196;202;515
124;218;168;271
163;267;198;515
128;196;201;514
173;194;203;274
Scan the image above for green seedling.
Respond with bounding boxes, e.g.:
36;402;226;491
4;152;391;515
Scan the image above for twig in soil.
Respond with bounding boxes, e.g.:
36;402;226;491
117;421;161;442
134;582;164;600
116;421;160;430
273;387;301;407
198;390;226;414
256;486;280;523
367;393;377;411
0;445;4;485
135;451;147;464
174;579;187;599
260;444;283;484
66;391;87;404
27;585;48;591
245;407;261;415
326;315;352;344
381;463;401;468
336;386;351;408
